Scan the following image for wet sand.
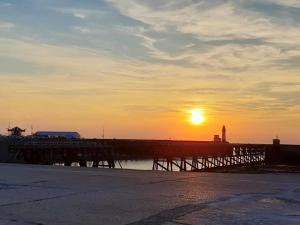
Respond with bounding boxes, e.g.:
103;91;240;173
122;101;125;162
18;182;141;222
211;164;300;173
0;163;299;225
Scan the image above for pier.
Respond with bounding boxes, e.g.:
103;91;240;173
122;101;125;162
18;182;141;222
2;137;299;171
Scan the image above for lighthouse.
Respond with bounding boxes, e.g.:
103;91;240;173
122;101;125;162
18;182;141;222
222;125;226;143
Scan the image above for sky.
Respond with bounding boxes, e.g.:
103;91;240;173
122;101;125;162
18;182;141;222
0;0;299;143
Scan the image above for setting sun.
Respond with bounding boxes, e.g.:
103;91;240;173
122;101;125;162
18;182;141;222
189;109;205;125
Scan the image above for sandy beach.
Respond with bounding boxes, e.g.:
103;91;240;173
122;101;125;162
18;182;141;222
0;164;299;225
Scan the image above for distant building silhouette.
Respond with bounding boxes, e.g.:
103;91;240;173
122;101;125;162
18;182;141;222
222;125;226;143
34;131;80;139
213;134;221;143
213;126;228;143
8;127;25;136
273;136;280;145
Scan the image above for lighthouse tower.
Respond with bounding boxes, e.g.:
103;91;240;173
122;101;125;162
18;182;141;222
222;125;226;143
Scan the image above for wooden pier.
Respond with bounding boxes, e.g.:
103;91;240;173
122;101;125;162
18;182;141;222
1;137;299;171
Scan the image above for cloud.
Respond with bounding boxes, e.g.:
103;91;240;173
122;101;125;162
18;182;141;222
134;31;191;61
191;44;300;71
53;8;98;19
0;2;12;7
0;37;200;91
264;0;300;8
1;2;300;113
0;21;15;30
106;0;300;72
134;31;300;71
107;0;300;41
72;26;91;33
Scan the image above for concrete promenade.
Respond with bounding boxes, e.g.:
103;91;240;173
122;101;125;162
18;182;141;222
0;164;300;225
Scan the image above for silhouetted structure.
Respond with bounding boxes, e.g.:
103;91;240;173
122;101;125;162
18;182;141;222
8;127;25;137
213;126;228;143
34;131;80;139
213;135;221;143
222;125;226;143
1;125;300;170
1;136;300;170
273;137;280;145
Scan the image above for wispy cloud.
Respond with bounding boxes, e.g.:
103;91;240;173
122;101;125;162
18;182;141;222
72;26;91;33
0;21;14;30
0;2;12;7
107;0;300;71
264;0;300;8
108;0;300;41
53;7;99;19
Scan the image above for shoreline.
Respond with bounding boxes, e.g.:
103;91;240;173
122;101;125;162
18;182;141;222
210;164;300;174
2;162;300;174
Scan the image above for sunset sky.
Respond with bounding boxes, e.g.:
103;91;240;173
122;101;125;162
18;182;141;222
0;0;299;143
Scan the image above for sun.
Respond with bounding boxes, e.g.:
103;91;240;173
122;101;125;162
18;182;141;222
189;109;205;125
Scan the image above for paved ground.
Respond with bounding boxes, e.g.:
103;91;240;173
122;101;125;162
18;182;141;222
0;164;299;225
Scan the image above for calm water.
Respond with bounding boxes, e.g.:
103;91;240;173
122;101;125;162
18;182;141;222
56;157;244;171
55;160;154;170
60;159;220;171
115;160;153;170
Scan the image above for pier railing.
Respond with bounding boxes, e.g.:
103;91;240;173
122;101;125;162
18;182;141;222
153;151;265;172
